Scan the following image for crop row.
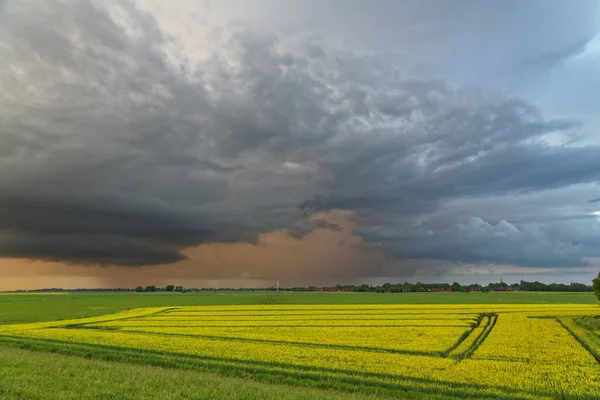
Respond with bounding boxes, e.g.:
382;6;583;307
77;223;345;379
104;325;468;354
97;319;473;328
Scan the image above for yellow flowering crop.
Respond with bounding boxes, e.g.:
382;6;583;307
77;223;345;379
1;304;598;399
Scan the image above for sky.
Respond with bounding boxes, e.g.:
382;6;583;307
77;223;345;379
1;0;600;290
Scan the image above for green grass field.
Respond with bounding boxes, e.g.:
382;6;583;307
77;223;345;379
0;292;598;399
0;347;377;400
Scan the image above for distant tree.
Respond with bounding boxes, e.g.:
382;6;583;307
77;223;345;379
569;282;591;292
144;285;157;292
135;286;144;292
164;285;175;292
451;282;462;292
467;284;482;292
401;282;414;292
593;272;600;302
521;281;547;291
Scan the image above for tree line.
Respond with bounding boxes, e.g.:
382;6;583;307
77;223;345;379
282;280;594;293
7;279;595;294
135;285;186;292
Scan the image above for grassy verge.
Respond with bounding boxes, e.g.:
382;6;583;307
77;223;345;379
0;346;388;400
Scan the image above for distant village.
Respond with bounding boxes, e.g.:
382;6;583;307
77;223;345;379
282;279;593;293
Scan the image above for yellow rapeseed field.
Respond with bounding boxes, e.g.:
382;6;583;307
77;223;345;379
1;304;598;399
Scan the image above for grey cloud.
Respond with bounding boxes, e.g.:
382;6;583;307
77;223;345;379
520;39;591;70
309;220;341;232
358;218;595;268
1;0;599;276
208;0;599;85
352;183;600;269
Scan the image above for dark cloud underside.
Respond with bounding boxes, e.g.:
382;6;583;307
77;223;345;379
0;0;599;281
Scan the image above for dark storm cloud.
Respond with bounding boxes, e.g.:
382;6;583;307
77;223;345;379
1;0;599;274
0;232;185;266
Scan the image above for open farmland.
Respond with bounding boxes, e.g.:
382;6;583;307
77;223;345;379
1;303;599;399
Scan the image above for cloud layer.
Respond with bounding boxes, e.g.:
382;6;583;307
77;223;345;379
1;0;599;284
